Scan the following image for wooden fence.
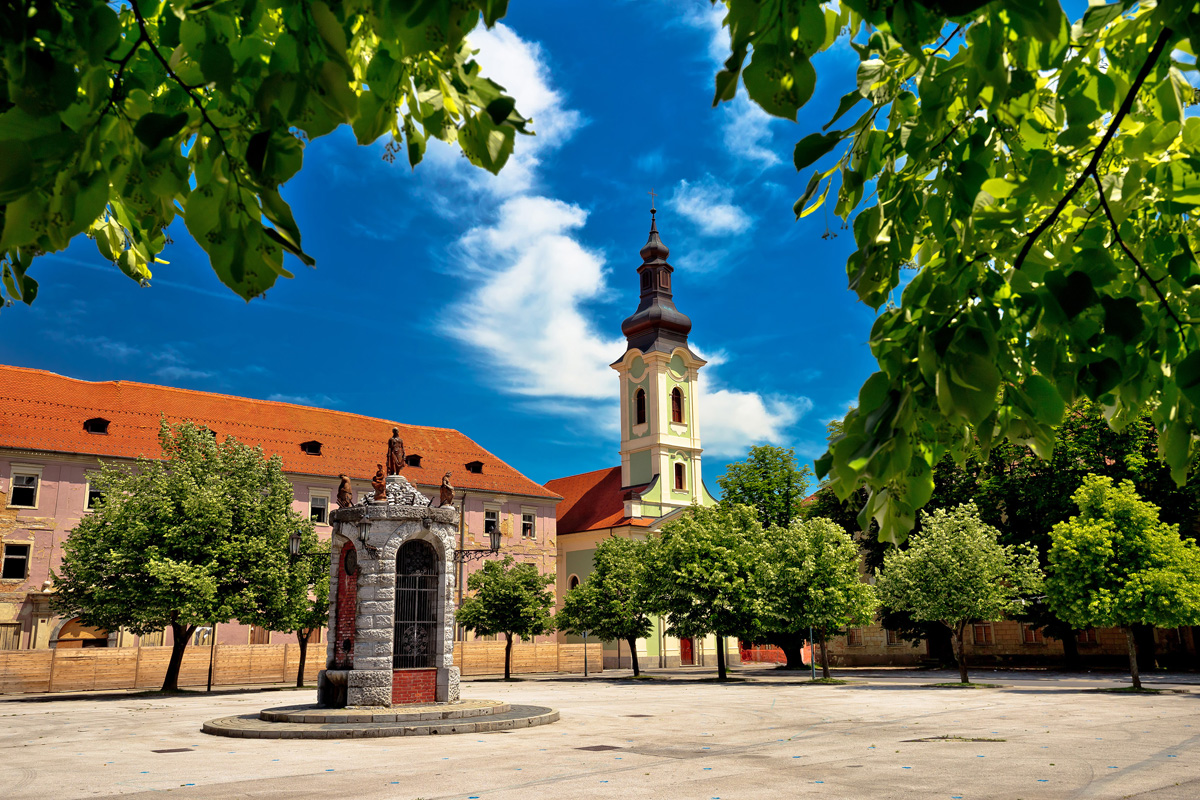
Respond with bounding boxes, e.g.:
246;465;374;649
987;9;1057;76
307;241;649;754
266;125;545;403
453;642;603;676
0;644;321;695
0;641;602;695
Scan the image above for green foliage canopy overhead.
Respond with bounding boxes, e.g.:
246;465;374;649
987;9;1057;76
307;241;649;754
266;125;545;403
715;0;1200;542
717;444;812;528
0;0;528;307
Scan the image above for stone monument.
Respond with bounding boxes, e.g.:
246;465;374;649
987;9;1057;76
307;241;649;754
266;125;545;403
318;470;460;708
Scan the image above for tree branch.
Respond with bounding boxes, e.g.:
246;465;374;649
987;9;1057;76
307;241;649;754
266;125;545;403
930;24;964;58
1013;25;1174;272
1090;170;1184;332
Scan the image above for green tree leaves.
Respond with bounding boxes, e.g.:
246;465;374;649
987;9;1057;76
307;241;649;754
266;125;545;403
456;555;555;680
0;1;529;308
715;1;1200;543
717;444;812;529
51;419;310;692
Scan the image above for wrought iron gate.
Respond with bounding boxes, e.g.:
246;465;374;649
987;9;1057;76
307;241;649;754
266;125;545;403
394;539;438;669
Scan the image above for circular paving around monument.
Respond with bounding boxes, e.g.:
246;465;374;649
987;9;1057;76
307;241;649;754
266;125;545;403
202;704;558;739
258;699;509;724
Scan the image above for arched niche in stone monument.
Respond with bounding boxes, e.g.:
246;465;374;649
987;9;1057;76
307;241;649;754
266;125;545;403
394;539;438;669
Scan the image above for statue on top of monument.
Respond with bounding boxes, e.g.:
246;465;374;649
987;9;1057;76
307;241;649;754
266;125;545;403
336;474;354;508
371;464;387;502
439;472;454;508
386;427;406;475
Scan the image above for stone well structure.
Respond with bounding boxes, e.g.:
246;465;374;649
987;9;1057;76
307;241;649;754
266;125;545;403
318;475;459;708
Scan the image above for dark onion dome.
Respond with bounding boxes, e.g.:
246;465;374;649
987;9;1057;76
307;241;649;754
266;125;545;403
621;208;693;351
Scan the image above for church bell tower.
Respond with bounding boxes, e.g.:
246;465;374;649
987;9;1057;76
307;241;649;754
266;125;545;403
611;206;714;517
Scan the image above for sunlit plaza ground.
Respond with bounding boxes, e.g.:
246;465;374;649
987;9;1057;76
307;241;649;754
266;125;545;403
2;666;1199;799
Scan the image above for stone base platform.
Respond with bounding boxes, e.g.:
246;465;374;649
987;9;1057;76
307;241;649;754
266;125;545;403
201;703;558;739
259;699;508;724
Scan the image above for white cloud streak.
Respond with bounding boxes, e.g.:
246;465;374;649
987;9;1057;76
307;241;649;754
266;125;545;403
669;176;753;236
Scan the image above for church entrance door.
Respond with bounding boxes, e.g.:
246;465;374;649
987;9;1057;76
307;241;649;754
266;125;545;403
679;637;694;666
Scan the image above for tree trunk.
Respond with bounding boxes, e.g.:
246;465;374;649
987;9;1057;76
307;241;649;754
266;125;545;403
1133;624;1157;672
626;637;640;677
716;635;727;681
504;632;513;681
819;634;831;680
163;621;195;692
296;629;309;688
771;633;806;669
1126;627;1142;689
1061;631;1081;670
952;625;969;684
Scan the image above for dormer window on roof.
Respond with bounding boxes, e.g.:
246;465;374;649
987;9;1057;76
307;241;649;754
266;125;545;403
466;460;484;474
300;440;322;456
405;454;422;467
83;418;110;434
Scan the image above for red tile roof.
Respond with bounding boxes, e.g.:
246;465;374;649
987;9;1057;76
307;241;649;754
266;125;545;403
544;466;653;533
0;365;558;500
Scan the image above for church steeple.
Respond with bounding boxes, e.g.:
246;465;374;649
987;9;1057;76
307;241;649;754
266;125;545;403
620;208;693;355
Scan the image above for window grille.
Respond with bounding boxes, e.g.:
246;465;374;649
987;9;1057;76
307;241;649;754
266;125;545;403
846;628;864;646
394;540;437;669
972;622;994;645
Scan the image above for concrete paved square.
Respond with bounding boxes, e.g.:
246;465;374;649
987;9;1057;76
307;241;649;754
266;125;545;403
2;667;1198;799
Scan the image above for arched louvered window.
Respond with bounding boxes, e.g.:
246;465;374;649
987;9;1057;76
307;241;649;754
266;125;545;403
635;388;646;425
671;387;684;423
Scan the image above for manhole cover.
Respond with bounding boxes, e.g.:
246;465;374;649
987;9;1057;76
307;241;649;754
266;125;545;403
577;745;622;751
152;748;193;753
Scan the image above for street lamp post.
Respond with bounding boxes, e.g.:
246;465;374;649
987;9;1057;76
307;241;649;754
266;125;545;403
452;528;501;564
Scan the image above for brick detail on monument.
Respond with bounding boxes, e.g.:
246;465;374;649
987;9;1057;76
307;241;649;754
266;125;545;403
333;541;357;669
392;668;437;705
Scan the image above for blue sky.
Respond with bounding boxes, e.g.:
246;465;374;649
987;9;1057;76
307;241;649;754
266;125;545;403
0;0;885;490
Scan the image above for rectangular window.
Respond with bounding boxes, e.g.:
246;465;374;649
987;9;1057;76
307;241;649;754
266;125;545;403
972;622;994;646
885;628;901;646
0;623;20;650
1076;628;1097;645
674;462;686;491
1;544;29;581
484;509;499;535
310;494;328;525
193;627;212;647
87;487;103;510
249;626;270;645
10;472;38;508
522;512;535;539
1021;624;1044;645
846;628;863;647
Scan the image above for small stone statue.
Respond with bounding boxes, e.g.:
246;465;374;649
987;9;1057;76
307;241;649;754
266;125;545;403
439;472;454;508
386;427;406;475
336;474;353;508
371;464;387;502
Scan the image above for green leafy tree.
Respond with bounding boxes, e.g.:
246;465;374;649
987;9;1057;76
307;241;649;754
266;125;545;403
713;0;1200;542
555;536;652;676
756;517;877;676
643;504;764;681
875;502;1043;683
1;1;528;307
456;555;555;681
245;523;329;688
717;445;812;529
1046;475;1200;689
51;419;307;691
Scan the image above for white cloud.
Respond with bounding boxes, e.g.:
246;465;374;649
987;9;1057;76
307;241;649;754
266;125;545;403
701;385;810;458
721;93;781;168
425;23;584;200
446;196;624;400
669;177;752;236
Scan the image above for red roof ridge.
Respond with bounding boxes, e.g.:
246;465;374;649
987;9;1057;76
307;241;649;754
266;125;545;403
0;365;459;434
544;465;624;487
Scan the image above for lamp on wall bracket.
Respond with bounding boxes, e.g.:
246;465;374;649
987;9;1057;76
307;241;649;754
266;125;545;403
453;526;502;564
356;516;379;558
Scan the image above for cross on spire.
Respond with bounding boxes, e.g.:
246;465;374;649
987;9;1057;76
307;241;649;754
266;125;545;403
647;188;657;213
